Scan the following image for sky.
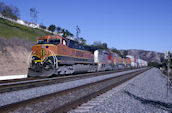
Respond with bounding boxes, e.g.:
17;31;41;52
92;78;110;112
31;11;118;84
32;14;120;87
1;0;172;53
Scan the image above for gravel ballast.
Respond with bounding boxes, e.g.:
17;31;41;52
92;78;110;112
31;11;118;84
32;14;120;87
0;68;144;107
70;68;172;113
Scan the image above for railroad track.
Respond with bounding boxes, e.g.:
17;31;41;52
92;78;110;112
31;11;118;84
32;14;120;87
0;68;150;113
0;68;132;93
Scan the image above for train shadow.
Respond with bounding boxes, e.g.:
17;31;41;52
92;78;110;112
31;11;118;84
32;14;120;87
124;90;172;112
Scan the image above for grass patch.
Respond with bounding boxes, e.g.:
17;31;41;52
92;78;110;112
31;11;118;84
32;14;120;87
0;18;51;41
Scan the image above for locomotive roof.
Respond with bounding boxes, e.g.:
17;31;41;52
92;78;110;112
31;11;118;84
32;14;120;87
38;35;76;41
38;35;87;44
38;35;64;40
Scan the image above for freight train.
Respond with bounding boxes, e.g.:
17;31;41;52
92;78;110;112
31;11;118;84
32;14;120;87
28;35;147;77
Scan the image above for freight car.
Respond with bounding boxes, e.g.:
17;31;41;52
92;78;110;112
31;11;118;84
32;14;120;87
28;35;147;77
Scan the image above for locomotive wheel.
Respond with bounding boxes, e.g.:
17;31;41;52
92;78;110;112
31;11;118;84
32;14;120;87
28;62;55;77
88;65;97;72
66;66;74;74
58;66;74;75
28;68;55;77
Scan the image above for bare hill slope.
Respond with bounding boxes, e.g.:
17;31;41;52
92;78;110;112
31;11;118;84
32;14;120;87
120;49;164;63
0;37;33;75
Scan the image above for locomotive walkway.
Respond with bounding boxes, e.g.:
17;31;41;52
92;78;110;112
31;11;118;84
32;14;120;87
69;68;172;113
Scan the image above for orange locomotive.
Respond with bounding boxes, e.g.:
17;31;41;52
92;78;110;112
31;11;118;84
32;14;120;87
28;35;96;77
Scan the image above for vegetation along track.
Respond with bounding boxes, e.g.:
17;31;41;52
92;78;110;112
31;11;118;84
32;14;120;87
0;68;132;93
0;68;149;113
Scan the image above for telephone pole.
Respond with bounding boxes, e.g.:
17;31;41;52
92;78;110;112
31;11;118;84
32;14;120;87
76;25;80;39
165;51;170;97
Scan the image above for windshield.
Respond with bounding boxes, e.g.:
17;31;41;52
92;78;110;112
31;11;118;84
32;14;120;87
37;39;60;45
48;39;60;45
37;39;48;44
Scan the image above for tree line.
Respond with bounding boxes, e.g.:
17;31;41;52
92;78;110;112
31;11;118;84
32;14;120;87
40;24;124;57
149;54;172;69
0;1;19;20
40;24;74;38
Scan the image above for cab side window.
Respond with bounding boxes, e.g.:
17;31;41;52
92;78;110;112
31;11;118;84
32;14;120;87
49;39;60;45
62;39;67;46
69;40;75;48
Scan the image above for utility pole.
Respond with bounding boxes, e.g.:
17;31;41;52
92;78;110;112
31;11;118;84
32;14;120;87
165;51;170;97
76;25;80;39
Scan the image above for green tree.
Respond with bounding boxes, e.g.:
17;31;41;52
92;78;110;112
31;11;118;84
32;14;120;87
162;54;172;69
1;6;18;20
74;37;87;45
148;62;161;68
61;28;65;33
111;48;122;56
60;29;74;38
12;6;20;18
39;24;46;29
56;26;61;33
64;30;70;37
102;43;108;49
92;41;108;50
69;32;74;37
79;37;86;45
65;30;74;37
0;2;19;20
61;29;66;37
123;50;128;58
48;24;56;33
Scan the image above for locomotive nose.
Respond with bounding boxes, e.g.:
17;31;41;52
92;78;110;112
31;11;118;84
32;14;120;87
32;44;49;61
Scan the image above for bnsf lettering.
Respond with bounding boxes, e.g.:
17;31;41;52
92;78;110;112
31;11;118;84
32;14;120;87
76;51;84;57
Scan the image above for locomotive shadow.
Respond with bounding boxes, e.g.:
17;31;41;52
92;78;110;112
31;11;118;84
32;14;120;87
124;90;172;112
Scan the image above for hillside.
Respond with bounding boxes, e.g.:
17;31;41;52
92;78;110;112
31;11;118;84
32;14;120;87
0;37;33;75
120;49;164;63
0;18;51;75
0;18;51;41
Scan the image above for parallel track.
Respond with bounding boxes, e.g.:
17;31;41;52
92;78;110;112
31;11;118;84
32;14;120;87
0;68;150;113
0;68;132;93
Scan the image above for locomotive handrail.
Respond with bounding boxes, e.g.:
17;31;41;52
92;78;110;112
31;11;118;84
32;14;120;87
27;51;35;66
49;50;58;69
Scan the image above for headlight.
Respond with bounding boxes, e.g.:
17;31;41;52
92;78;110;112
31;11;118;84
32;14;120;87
32;56;35;60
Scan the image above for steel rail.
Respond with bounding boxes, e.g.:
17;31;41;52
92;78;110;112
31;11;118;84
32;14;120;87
0;68;149;113
0;68;135;93
0;69;127;86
